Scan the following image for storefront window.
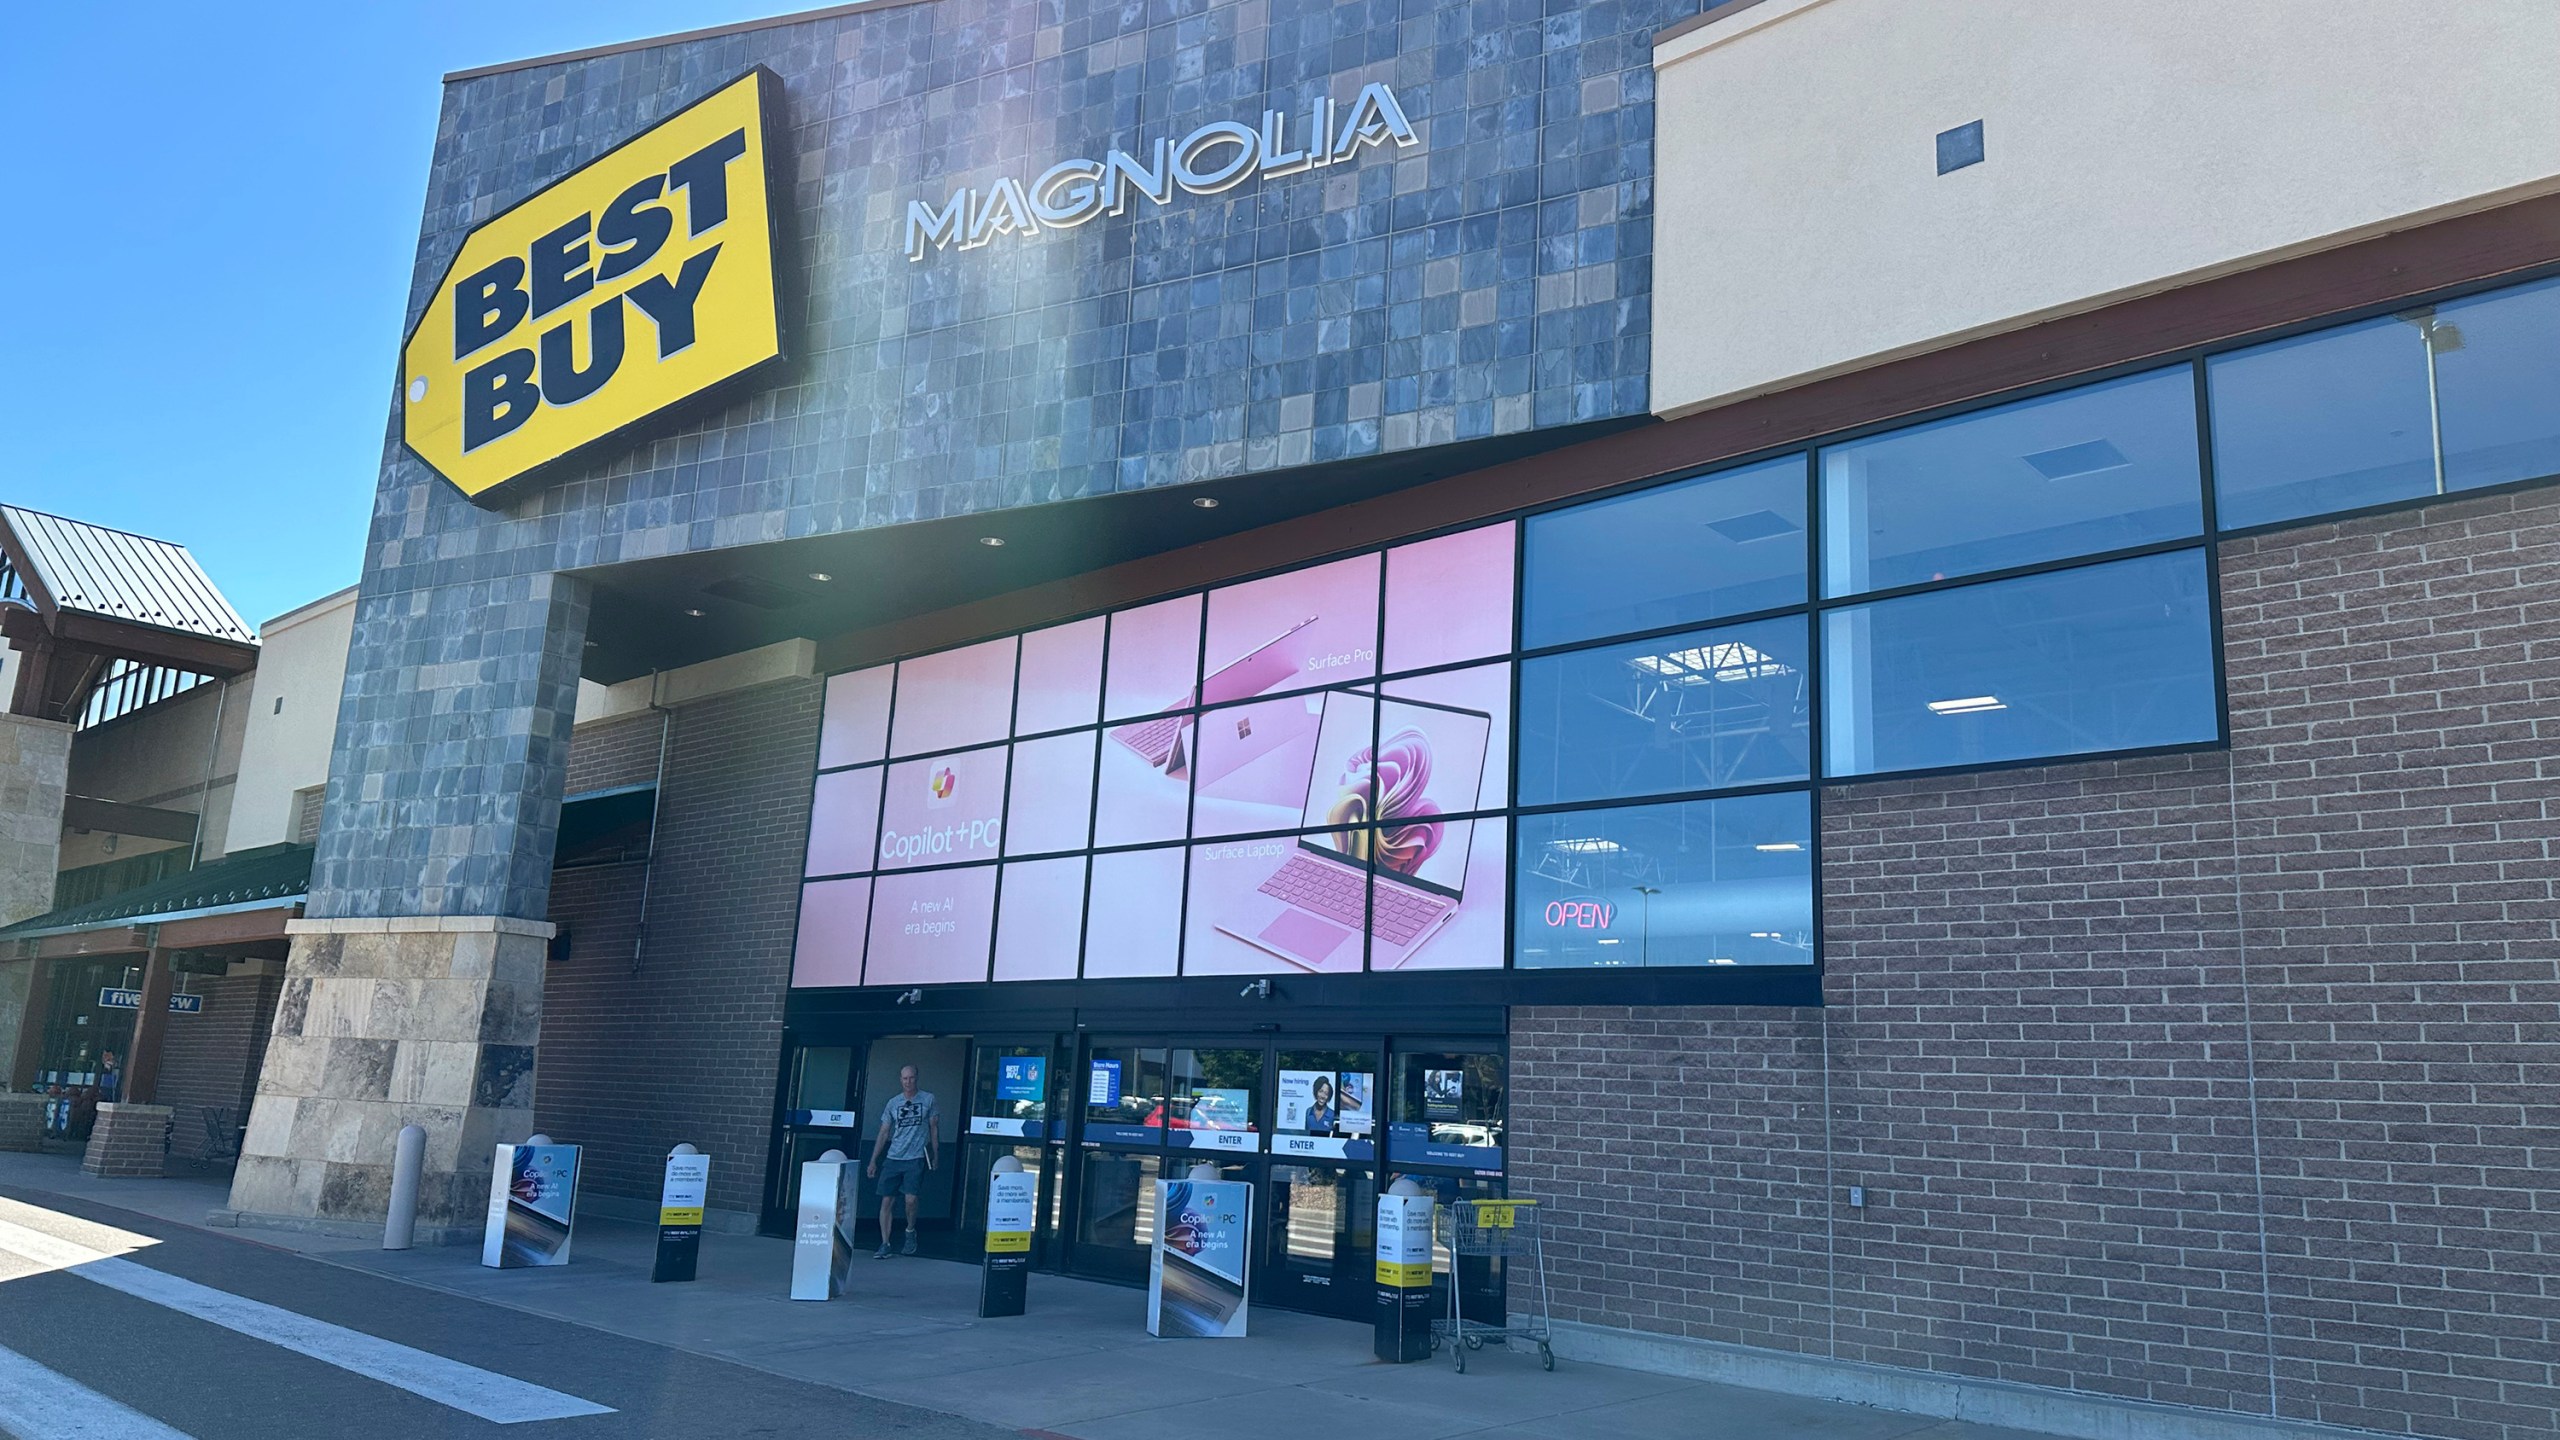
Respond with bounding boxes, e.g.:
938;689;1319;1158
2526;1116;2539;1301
1514;793;1814;969
1081;1045;1165;1146
1522;456;1807;648
1388;1049;1504;1173
2208;316;2437;530
969;1044;1053;1136
1166;1047;1263;1156
1518;616;1810;806
1822;367;2204;597
2432;276;2560;493
1822;548;2218;777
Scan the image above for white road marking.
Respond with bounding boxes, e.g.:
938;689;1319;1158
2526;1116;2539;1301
0;1340;196;1440
0;1217;612;1426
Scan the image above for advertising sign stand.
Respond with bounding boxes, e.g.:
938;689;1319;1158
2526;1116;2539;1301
482;1133;581;1269
790;1148;858;1300
1148;1161;1252;1338
653;1143;710;1283
1374;1177;1436;1362
979;1155;1036;1317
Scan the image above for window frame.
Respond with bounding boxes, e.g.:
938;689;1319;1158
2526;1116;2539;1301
790;261;2560;1009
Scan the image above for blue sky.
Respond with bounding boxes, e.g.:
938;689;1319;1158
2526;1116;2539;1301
0;2;798;628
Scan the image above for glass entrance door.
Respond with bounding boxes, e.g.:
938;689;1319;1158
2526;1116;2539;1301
1069;1040;1169;1285
1059;1034;1384;1320
956;1036;1063;1266
1262;1046;1381;1319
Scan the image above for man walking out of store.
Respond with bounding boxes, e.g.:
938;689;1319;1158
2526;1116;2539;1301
867;1065;939;1257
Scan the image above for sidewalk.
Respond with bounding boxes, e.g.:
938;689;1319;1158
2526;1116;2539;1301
0;1150;2042;1440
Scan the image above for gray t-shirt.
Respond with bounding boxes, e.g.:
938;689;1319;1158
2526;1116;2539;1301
878;1091;938;1161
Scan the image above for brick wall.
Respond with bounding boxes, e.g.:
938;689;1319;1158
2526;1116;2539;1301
565;711;667;795
535;678;820;1216
155;971;282;1162
1516;488;2560;1440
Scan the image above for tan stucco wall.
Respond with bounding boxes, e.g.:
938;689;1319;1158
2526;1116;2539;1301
225;588;356;854
1650;0;2560;418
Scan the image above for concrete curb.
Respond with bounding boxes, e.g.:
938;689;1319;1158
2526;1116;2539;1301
207;1207;481;1247
1546;1321;2405;1440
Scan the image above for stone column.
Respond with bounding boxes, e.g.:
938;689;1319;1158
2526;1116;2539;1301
227;571;586;1239
0;713;71;1091
225;916;552;1239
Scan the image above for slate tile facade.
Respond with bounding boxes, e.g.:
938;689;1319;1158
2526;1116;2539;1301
321;0;1684;922
1514;487;2560;1440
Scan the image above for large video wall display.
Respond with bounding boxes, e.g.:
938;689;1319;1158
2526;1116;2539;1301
796;525;1539;988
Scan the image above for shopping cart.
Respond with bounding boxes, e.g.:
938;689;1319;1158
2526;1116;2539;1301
1429;1197;1553;1372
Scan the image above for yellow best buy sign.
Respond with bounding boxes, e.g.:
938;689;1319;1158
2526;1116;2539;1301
402;68;786;504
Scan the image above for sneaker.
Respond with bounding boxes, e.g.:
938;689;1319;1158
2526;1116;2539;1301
901;1233;919;1256
873;1242;893;1259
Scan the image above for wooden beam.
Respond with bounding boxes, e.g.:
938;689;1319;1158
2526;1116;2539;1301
49;611;256;678
157;907;300;950
7;959;48;1091
62;795;201;844
30;929;148;960
123;947;174;1104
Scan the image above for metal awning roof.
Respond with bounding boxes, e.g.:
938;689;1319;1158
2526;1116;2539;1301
0;505;254;643
0;843;310;940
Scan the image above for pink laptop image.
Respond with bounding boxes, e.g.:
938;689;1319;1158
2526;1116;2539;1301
1109;616;1319;768
1213;692;1492;971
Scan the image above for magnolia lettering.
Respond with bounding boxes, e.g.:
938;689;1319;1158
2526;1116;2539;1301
452;130;749;452
907;84;1418;261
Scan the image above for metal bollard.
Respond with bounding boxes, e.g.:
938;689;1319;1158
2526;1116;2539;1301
384;1123;428;1250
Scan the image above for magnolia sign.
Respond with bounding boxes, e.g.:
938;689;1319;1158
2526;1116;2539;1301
907;84;1418;260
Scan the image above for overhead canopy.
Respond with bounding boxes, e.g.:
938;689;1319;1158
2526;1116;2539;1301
0;505;259;723
0;842;310;946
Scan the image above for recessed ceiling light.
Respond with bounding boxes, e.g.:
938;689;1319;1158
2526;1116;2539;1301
978;536;1006;548
1192;496;1220;509
683;607;707;617
1754;842;1804;853
807;572;832;582
1926;695;2005;715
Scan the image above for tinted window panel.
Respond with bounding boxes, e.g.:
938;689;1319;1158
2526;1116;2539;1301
2208;316;2435;530
1822;549;2218;778
1821;368;2203;597
1514;793;1814;970
2434;277;2560;494
1517;616;1809;806
1522;456;1806;648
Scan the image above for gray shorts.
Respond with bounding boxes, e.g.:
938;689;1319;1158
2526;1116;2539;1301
875;1155;928;1197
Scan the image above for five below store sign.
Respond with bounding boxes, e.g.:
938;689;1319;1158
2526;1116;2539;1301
906;84;1418;261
